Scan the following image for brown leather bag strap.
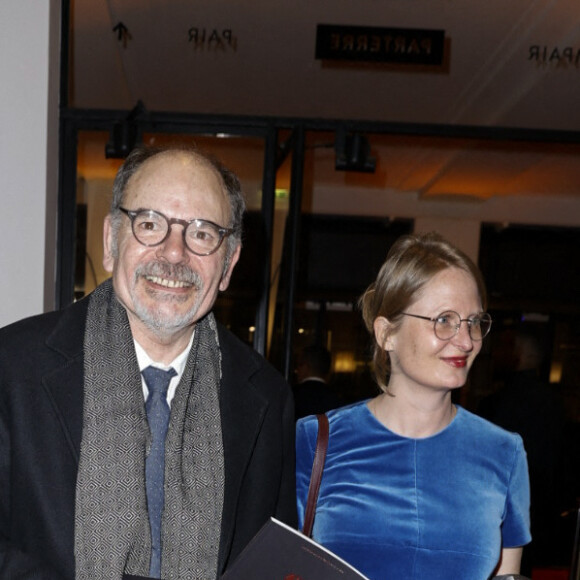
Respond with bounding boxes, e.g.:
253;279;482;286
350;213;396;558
302;413;330;537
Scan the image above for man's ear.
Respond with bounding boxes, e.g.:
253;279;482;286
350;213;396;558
373;316;395;351
219;243;241;292
102;215;115;273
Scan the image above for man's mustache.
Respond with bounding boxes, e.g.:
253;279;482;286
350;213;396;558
136;261;202;288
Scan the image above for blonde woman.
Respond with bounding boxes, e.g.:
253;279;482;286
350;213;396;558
296;232;531;580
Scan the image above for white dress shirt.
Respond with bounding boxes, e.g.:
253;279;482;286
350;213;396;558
134;331;195;406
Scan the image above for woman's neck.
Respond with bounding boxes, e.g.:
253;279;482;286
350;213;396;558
369;390;456;438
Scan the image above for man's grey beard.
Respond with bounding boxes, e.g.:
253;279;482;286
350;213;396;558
132;261;204;336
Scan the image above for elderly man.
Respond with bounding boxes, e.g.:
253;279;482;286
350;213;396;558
0;146;296;579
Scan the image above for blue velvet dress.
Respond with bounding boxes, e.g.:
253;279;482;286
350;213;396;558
296;402;531;580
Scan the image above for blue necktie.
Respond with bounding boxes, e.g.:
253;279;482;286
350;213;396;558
142;365;177;579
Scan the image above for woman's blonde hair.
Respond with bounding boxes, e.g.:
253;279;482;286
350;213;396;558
358;232;487;391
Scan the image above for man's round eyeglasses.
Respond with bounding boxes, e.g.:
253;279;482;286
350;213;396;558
119;207;233;256
400;310;492;341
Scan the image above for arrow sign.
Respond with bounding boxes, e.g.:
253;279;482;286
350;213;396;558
112;22;131;48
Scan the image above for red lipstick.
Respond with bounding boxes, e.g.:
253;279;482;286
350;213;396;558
442;357;468;368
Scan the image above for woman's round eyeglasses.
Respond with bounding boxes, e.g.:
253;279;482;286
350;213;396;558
400;310;492;341
119;207;233;256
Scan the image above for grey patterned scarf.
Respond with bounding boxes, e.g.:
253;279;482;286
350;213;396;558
75;279;224;579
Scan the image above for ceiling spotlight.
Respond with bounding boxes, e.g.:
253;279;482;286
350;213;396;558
105;100;147;159
334;128;376;173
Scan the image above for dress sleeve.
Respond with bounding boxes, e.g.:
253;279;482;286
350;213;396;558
501;435;532;547
295;415;320;532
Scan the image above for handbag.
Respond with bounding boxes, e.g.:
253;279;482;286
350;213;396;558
302;413;330;537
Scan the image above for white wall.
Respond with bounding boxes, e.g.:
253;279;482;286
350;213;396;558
0;1;60;327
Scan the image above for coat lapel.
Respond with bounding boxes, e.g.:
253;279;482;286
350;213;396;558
41;298;89;463
217;326;269;568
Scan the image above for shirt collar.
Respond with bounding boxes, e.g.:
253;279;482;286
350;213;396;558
134;330;195;376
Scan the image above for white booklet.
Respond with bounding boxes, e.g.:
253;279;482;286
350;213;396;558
221;517;370;580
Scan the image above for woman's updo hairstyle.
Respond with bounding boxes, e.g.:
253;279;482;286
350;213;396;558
358;231;487;392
